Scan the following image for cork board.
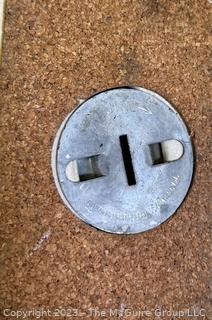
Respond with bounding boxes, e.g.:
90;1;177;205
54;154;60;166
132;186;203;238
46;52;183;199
0;0;211;319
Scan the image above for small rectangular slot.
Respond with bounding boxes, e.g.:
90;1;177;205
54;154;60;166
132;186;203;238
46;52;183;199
119;135;136;186
149;143;164;165
78;155;104;181
149;140;184;165
66;154;107;183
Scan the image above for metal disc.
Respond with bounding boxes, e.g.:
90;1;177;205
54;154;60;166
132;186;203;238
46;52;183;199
52;87;193;234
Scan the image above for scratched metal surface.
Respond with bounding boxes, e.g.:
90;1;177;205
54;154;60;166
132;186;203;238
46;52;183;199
52;87;193;234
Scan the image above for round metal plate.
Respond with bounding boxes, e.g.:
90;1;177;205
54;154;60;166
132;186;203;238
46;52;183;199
52;87;193;234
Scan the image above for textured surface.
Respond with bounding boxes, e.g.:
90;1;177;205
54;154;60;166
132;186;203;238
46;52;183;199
0;0;211;318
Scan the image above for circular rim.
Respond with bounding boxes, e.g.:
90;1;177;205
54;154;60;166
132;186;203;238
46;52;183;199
51;86;194;234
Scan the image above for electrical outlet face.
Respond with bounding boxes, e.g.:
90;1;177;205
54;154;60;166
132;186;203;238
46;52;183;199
52;87;193;234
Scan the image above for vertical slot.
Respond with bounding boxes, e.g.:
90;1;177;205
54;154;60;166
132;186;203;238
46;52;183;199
119;135;136;186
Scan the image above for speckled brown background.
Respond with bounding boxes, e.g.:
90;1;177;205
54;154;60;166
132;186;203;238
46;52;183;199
0;0;211;319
